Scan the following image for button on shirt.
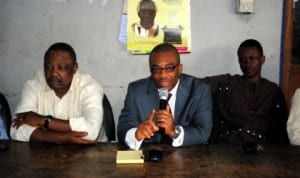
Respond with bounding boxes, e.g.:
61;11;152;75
10;70;107;142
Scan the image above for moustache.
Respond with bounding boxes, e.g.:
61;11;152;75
47;77;62;83
158;76;168;81
158;78;169;82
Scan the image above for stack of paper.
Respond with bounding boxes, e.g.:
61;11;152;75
116;150;144;164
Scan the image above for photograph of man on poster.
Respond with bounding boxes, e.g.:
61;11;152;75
132;0;159;37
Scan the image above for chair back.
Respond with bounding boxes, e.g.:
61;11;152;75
102;94;115;141
0;93;11;138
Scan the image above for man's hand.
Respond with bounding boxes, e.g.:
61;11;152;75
135;109;159;141
12;111;44;129
155;105;175;138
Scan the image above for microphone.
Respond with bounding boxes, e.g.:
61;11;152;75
158;88;169;135
147;88;169;163
158;88;169;110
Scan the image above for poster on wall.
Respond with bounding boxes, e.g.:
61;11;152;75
127;0;191;54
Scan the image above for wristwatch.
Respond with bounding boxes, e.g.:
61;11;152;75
172;125;181;139
43;115;53;129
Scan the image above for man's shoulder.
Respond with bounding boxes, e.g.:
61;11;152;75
259;78;281;91
199;73;233;85
128;77;150;87
75;71;103;90
180;73;211;92
294;88;300;96
181;73;208;85
260;77;278;86
24;70;46;88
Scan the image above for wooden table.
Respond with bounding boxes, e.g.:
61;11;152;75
0;141;300;178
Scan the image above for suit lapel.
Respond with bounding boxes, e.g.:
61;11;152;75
146;77;160;111
174;75;190;123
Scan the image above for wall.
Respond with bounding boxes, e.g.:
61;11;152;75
0;0;284;126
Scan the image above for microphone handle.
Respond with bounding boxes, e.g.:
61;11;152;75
159;99;167;134
159;99;167;110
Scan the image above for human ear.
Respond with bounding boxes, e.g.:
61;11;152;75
261;56;266;65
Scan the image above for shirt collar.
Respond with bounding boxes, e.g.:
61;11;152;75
169;80;180;97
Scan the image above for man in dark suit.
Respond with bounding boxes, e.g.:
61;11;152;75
117;43;212;150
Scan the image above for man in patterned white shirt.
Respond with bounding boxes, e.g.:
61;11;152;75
11;42;107;144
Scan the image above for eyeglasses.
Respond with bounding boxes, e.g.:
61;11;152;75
150;64;179;74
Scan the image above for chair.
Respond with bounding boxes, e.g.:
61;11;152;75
102;94;115;142
0;93;11;138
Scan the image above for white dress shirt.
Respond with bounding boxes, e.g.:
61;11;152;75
125;80;184;150
287;88;300;145
10;70;107;142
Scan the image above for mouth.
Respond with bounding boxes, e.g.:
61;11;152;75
47;78;62;87
158;80;170;88
243;68;255;76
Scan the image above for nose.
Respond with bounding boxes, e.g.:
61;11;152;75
240;58;252;66
47;66;59;77
244;59;251;66
160;68;169;75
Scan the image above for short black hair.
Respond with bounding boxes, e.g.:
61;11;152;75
44;42;77;63
149;43;180;65
137;0;157;11
237;39;264;56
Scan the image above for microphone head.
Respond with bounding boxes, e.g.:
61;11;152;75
158;88;169;100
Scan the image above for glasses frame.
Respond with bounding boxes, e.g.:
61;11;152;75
150;63;179;74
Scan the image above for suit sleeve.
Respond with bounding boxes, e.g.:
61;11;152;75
182;83;213;146
117;83;141;145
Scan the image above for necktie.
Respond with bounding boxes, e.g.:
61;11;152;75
167;93;173;116
167;93;172;101
160;93;173;144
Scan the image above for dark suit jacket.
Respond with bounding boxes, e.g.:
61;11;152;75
117;74;212;147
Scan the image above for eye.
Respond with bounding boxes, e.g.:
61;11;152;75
165;66;175;72
44;64;53;71
239;58;246;63
150;64;179;74
140;9;155;15
58;65;71;71
151;67;161;73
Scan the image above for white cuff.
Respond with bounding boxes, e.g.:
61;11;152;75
10;124;37;142
125;128;143;150
172;126;184;147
